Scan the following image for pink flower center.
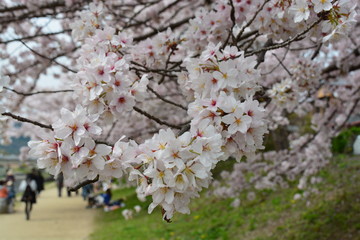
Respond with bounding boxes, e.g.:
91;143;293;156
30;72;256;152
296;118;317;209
72;146;81;153
84;123;90;131
118;97;126;104
98;69;104;75
62;155;69;162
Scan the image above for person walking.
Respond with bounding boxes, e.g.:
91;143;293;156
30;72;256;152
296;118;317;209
19;174;37;220
56;173;64;197
6;180;15;213
5;169;16;213
35;170;45;195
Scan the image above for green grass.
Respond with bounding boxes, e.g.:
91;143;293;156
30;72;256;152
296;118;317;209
90;155;360;240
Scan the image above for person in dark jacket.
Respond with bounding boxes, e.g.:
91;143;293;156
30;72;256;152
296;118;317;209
35;170;45;195
19;174;37;220
56;173;64;197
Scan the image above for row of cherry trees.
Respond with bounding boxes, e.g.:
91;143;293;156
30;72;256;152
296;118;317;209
0;0;359;220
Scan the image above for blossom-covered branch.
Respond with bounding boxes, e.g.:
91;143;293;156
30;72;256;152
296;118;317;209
0;0;358;221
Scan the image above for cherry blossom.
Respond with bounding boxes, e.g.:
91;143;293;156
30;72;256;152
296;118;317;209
0;0;359;221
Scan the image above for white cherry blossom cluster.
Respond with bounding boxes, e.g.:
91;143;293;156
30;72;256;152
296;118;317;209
320;0;358;43
182;43;267;162
254;0;357;42
69;2;104;42
131;28;183;69
184;0;358;52
267;78;298;110
122;125;223;220
291;58;321;91
184;3;232;53
268;58;321;111
29;106;114;185
73;25;148;122
213;130;332;199
28;135;63;178
20;0;359;222
28;16;267;219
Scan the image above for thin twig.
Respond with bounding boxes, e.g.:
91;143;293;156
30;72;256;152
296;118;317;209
272;53;292;76
133;16;193;42
147;86;187;110
289;45;319;51
104;121;117;141
236;0;270;42
133;106;182;129
261;48;289;75
19;40;77;73
0;29;71;44
158;48;176;84
241;32;261;51
254;39;273;69
4;87;74;96
246;18;323;58
221;0;236;49
311;43;322;60
177;124;190;137
1;112;53;130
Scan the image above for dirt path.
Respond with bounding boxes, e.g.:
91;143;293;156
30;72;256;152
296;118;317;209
0;186;96;240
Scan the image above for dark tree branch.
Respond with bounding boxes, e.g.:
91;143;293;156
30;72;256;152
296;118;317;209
272;53;293;77
147;86;187;110
19;40;77;73
246;18;323;58
311;43;322;60
133;16;193;42
4;87;74;96
68;175;99;192
2;112;53;130
133;106;182;129
0;29;71;44
236;0;270;41
254;39;273;69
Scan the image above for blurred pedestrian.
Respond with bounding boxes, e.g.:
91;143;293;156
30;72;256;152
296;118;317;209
35;170;44;195
5;169;15;183
5;169;16;212
0;179;8;213
0;180;8;198
6;181;15;213
19;174;37;220
56;173;64;197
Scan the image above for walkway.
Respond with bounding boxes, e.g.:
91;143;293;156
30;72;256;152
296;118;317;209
0;186;95;240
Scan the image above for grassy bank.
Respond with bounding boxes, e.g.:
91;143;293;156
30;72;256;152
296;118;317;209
90;155;360;240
